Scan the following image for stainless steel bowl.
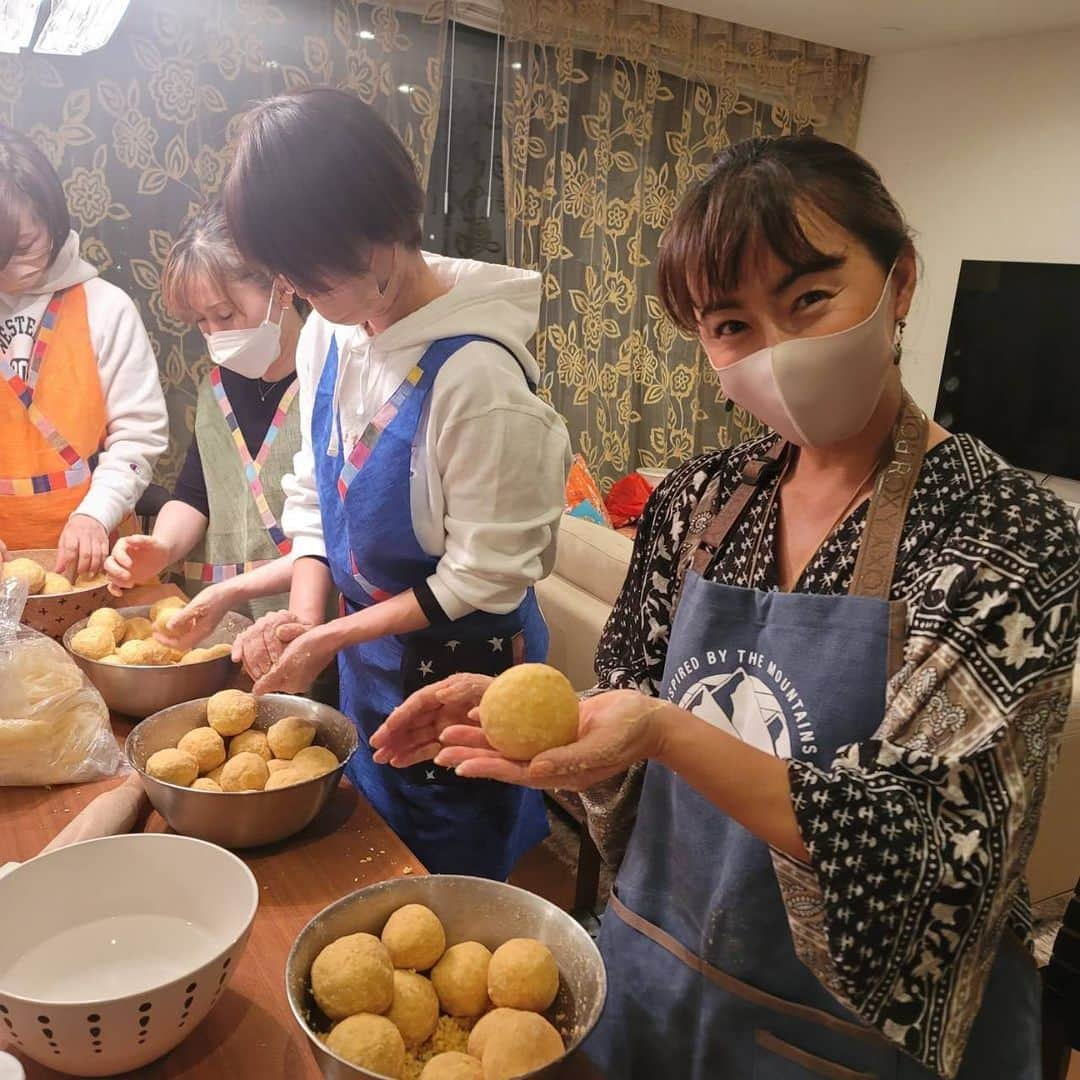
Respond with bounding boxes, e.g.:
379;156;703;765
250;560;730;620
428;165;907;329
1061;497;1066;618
127;693;358;849
63;604;251;717
286;876;607;1079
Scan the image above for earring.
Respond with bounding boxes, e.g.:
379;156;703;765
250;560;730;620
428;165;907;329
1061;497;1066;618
893;319;906;365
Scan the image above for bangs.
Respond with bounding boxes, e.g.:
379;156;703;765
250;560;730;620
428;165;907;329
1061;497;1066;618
161;242;240;323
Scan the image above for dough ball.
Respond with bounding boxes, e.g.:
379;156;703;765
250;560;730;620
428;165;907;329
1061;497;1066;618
478;664;579;761
487;939;559;1013
205;763;225;784
149;595;186;623
311;932;394;1020
5;558;46;595
73;571;107;589
386;970;439;1048
325;1014;405;1078
263;768;304;790
99;654;122;665
146;748;198;787
431;942;491;1018
177;726;227;774
70;625;116;660
122;616;154;642
191;777;222;792
291;745;338;777
205;642;233;659
475;1010;564;1080
266;757;292;774
219;751;269;792
181;643;233;664
267;715;317;760
207;689;256;736
164;648;186;664
88;607;126;644
228;729;272;762
382;904;446;972
117;638;170;665
420;1052;484;1080
153;606;183;634
41;572;71;595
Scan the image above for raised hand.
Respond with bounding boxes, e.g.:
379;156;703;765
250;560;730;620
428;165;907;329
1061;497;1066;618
104;534;170;595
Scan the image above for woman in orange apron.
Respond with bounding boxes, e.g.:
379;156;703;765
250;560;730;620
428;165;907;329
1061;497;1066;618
0;126;167;578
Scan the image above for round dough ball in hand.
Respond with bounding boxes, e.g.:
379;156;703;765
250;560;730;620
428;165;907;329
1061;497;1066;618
41;571;71;595
487;938;559;1012
219;751;269;792
228;729;272;762
420;1052;484;1080
146;748;198;787
431;942;491;1018
474;1010;564;1080
325;1014;405;1077
117;638;170;666
478;664;579;760
70;625;116;660
177;727;226;774
311;932;394;1020
122;616;154;642
4;558;46;594
267;715;317;760
291;745;338;777
381;904;446;971
149;595;186;624
263;768;304;790
207;689;257;736
191;777;222;792
88;607;126;644
386;970;439;1048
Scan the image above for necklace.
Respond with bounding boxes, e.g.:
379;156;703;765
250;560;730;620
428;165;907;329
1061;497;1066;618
255;378;275;403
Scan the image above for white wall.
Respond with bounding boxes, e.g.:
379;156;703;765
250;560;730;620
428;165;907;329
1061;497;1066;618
855;28;1080;413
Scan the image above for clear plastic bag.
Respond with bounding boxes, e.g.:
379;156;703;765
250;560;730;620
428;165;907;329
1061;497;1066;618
0;575;122;786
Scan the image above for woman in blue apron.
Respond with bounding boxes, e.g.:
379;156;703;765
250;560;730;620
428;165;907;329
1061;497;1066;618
221;89;571;880
380;136;1079;1078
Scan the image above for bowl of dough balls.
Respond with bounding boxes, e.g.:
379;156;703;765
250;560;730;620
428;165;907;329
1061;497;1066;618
286;877;606;1080
63;599;252;717
126;690;359;849
5;548;110;639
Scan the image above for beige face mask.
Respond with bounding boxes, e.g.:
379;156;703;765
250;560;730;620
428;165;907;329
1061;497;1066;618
714;267;899;447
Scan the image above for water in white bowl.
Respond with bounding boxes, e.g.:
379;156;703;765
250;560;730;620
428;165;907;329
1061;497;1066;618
1;914;219;1001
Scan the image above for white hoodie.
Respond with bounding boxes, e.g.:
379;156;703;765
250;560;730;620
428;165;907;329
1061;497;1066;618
0;232;168;533
283;253;572;620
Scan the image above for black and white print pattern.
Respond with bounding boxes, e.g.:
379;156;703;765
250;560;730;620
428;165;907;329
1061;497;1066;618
587;432;1080;1079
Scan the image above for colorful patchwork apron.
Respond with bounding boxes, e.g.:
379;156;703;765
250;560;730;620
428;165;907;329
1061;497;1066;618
312;333;549;879
585;396;1040;1078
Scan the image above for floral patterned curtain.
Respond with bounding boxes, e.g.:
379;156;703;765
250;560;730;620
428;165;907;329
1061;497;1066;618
3;0;447;486
501;0;868;489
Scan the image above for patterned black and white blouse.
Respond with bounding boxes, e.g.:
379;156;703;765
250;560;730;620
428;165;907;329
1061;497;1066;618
584;430;1079;1079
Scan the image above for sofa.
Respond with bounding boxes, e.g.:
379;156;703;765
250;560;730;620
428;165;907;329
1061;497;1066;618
536;513;1080;904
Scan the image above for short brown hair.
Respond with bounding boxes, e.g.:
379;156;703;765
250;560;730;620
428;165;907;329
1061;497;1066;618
0;125;70;267
657;135;912;332
223;89;424;294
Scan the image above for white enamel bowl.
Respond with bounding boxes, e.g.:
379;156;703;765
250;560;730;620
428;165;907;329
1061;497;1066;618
0;834;258;1077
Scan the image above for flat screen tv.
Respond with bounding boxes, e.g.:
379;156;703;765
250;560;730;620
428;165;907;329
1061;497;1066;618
935;260;1079;481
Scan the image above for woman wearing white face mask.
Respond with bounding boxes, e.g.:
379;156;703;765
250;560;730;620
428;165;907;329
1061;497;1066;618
0;126;167;578
377;137;1079;1078
105;200;307;630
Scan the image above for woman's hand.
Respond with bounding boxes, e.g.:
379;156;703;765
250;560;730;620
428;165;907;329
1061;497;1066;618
155;585;234;651
0;539;9;562
252;624;336;695
232;610;313;682
370;674;494;768
104;534;171;595
56;514;109;579
435;689;671;792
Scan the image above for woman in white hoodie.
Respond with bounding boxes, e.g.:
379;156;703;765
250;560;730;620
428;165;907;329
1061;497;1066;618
0;126;167;578
222;89;571;879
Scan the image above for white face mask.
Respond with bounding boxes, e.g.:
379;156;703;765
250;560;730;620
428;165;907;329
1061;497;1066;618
204;293;284;379
714;268;899;447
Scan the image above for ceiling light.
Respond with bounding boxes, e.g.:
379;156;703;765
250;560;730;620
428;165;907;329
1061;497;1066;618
0;0;44;53
397;83;413;94
356;30;374;40
34;0;130;55
511;61;522;70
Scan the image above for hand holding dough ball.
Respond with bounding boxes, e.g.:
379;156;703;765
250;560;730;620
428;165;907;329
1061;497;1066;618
386;970;439;1047
149;595;185;624
267;715;317;760
122;616;154;642
311;932;394;1020
41;571;72;595
87;607;126;644
478;664;579;760
473;1009;564;1080
177;727;226;774
264;768;305;790
207;689;256;736
420;1052;484;1080
70;625;116;660
487;938;559;1012
191;777;222;792
118;638;170;665
431;942;491;1017
228;729;272;762
291;745;338;777
5;558;46;594
146;748;198;787
381;904;446;972
325;1014;405;1077
219;751;269;792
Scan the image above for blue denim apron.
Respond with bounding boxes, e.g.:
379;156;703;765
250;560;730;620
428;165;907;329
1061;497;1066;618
312;333;549;879
585;397;1040;1079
